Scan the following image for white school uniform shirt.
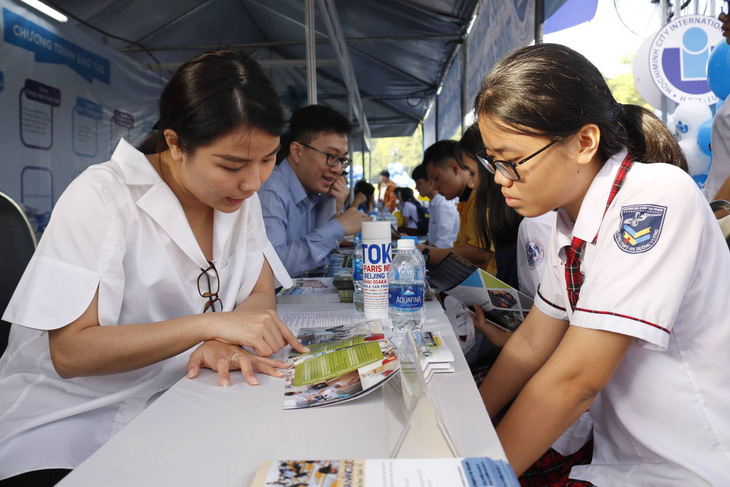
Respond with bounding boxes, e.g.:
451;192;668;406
426;193;459;248
0;139;292;480
536;150;730;486
401;200;419;229
516;211;556;299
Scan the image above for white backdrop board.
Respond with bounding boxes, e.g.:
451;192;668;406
0;1;164;232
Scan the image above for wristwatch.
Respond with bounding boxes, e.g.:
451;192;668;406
421;246;431;265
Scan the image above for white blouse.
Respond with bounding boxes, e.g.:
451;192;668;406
0;139;292;479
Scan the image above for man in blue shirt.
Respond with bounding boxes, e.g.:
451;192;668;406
259;105;369;277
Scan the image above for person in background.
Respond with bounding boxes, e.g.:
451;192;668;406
706;10;730;202
412;164;459;248
0;50;308;486
475;43;729;485
378;169;397;212
420;140;495;273
352;179;375;214
456;124;523;288
396;187;423;236
259;105;369;278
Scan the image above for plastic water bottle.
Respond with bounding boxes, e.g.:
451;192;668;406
353;232;364;312
388;238;425;336
404;236;427;270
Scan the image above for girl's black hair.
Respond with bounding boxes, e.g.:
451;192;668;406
399;187;421;207
138;49;284;155
475;43;683;168
456;124;523;250
353;179;375;197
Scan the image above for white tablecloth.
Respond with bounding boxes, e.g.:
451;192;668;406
59;301;505;487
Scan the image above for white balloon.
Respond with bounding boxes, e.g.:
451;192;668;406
672;101;712;140
679;138;712;176
633;32;664;110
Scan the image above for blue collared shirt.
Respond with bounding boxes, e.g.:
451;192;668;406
259;159;345;277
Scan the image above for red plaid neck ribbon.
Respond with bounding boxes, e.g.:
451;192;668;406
564;153;633;311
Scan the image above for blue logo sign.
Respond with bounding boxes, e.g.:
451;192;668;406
614;204;667;254
524;238;544;269
675;120;689;134
3;8;110;84
649;15;723;104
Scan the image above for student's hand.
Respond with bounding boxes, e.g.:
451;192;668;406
329;175;349;209
209;310;309;357
472;305;512;348
187;341;291;387
336;207;370;235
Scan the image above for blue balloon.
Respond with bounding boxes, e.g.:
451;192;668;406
696;118;713;156
707;41;730;100
692;173;708;189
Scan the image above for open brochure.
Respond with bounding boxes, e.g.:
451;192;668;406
282;320;399;409
427;252;533;332
250;458;519;487
276;277;341;304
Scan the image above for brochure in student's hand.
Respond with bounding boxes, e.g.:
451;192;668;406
250;457;520;487
427;252;534;333
282;320;399;409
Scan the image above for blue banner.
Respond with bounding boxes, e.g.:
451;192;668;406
437;54;462;140
3;8;110;84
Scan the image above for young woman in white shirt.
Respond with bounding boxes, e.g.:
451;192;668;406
473;44;730;486
0;50;307;485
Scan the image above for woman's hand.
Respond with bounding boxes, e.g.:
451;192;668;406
208;309;309;357
472;305;512;348
187;340;291;386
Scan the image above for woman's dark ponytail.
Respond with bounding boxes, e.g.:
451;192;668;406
619;104;688;172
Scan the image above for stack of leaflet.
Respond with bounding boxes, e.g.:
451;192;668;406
419;331;455;383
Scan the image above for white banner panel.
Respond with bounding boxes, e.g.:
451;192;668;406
0;2;164;232
465;0;535;110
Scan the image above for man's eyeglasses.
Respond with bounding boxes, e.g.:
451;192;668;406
197;261;222;313
475;140;559;181
297;141;351;170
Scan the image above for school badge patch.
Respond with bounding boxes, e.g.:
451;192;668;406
524;238;544;269
614;204;667;254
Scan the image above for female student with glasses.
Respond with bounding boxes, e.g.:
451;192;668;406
474;44;730;486
0;50;307;485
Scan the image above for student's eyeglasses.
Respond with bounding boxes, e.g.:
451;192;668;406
197;261;222;313
297;141;352;170
475;140;559;181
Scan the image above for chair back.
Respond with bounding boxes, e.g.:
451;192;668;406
710;200;730;250
0;191;37;357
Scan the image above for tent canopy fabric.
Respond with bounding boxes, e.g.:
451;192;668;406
46;0;567;142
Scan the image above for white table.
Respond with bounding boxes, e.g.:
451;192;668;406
59;301;505;487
